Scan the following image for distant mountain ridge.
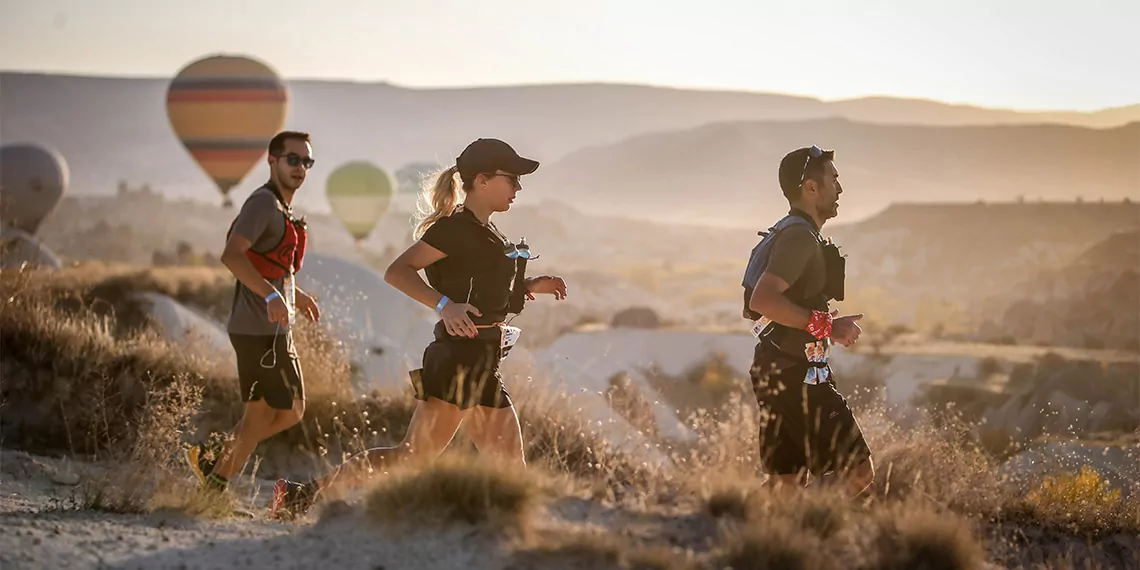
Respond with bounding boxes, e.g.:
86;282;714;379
2;71;1137;222
532;118;1140;227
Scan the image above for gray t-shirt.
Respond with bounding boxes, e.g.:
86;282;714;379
227;186;291;336
766;223;826;305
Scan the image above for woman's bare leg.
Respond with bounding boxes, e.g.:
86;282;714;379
313;398;465;499
466;404;526;468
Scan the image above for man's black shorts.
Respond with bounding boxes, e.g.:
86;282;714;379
749;342;871;477
230;333;305;410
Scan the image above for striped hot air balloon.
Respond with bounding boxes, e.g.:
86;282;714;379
166;55;289;207
326;161;395;243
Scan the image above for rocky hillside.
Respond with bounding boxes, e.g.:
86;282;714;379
824;201;1140;333
978;229;1140;350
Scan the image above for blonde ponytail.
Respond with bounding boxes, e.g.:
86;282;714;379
414;165;462;239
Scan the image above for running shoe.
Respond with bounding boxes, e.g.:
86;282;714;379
183;440;223;484
269;479;317;520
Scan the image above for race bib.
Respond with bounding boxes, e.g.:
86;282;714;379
501;325;521;349
802;339;832;385
750;316;773;340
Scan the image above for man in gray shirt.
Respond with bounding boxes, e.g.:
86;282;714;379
184;131;321;493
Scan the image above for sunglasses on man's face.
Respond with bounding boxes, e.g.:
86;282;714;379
278;153;315;170
798;145;824;187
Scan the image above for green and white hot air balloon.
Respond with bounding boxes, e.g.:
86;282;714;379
326;161;394;244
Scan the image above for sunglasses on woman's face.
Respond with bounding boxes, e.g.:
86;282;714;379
486;172;520;187
277;153;315;170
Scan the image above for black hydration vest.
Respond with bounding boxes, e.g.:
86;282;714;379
423;208;531;323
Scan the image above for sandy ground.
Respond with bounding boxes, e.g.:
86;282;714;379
0;448;531;570
0;500;524;570
4;445;1138;570
0;450;696;570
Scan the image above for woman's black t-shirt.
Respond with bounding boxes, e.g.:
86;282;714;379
420;207;518;322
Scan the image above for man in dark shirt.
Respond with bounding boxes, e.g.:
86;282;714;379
746;145;875;496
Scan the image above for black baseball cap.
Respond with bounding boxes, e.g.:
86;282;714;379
778;145;835;195
456;138;540;180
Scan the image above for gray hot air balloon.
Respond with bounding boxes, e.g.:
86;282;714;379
0;143;69;235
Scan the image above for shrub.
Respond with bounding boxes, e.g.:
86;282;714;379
363;455;547;532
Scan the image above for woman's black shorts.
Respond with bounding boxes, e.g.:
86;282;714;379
409;323;512;410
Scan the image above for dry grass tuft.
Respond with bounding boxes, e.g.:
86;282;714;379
0;268;230;455
714;517;837;570
870;502;987;570
513;380;659;495
71;350;234;518
363;455;550;532
701;482;987;570
867;413;1006;516
79;474;236;519
704;484;753;520
673;391;762;476
713;485;853;541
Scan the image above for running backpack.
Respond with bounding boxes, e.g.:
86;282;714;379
741;215;814;320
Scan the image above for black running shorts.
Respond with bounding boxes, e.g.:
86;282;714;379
410;330;512;411
749;343;871;477
229;333;305;410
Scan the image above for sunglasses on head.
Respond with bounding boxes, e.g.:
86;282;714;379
798;145;824;187
277;153;315;170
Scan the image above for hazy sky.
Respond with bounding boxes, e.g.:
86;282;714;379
2;0;1138;112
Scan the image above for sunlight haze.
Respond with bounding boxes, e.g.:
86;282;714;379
2;0;1137;112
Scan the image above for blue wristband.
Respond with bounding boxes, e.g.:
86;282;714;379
265;291;281;304
435;296;450;314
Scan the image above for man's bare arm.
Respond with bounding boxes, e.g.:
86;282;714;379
220;233;277;300
749;272;812;329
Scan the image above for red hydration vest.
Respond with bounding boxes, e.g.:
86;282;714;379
227;185;307;280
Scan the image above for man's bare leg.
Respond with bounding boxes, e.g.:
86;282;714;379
209;401;277;482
